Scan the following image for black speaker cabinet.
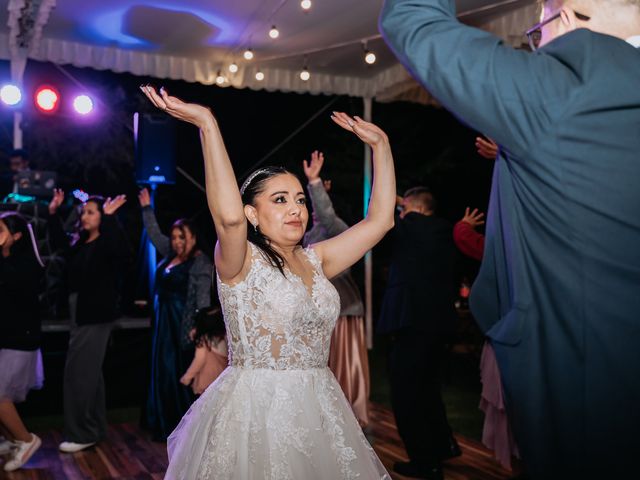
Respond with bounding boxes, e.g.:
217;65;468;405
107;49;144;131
134;112;176;184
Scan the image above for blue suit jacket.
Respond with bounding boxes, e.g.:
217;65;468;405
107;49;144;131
381;1;640;477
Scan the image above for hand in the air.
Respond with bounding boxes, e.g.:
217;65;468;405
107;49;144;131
103;195;127;215
140;85;213;129
179;373;193;386
475;136;498;159
138;188;151;207
331;112;388;147
461;207;485;229
303;151;324;183
48;188;65;215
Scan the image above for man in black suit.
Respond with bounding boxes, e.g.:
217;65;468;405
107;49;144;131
378;187;458;480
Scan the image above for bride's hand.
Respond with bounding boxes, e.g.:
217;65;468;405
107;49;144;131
331;112;389;148
140;85;214;129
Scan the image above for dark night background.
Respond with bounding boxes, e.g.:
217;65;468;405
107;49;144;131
1;59;493;437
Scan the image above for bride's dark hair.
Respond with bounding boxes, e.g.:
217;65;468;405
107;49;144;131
240;165;296;276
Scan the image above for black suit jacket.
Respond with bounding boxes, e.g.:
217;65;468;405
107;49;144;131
377;212;457;336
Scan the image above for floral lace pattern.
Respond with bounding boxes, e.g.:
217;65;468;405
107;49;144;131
164;243;390;479
217;243;341;370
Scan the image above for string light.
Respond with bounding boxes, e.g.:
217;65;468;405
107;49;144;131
255;71;265;81
364;50;376;65
269;25;280;39
301;0;312;10
243;49;254;60
229;62;239;73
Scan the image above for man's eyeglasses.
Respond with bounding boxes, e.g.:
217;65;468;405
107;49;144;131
525;10;590;51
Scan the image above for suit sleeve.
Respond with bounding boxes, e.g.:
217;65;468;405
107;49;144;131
453;220;485;261
307;181;349;237
380;0;579;157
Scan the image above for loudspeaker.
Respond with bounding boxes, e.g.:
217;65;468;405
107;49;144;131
134;112;176;184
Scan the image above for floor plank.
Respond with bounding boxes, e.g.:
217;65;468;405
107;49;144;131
1;403;513;479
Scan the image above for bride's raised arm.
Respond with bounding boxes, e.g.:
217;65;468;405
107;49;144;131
141;86;248;281
313;112;396;279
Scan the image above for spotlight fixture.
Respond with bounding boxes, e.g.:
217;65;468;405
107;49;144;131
269;25;280;39
229;62;239;73
35;85;60;113
255;71;265;81
73;94;94;115
364;50;377;65
301;0;312;10
243;49;254;60
300;67;310;82
0;84;22;106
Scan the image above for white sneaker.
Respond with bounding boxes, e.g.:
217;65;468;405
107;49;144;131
0;438;16;455
58;441;96;453
3;434;41;472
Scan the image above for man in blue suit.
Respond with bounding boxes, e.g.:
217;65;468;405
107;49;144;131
380;1;640;478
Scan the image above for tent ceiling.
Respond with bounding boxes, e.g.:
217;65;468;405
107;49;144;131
1;0;539;98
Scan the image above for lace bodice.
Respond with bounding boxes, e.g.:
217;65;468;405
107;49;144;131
217;243;340;370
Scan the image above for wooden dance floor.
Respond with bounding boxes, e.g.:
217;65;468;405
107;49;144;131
0;404;511;479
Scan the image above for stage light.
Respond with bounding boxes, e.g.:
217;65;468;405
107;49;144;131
255;71;264;81
73;95;94;115
243;49;254;60
269;26;280;39
229;62;239;73
35;86;60;113
301;0;312;10
300;67;310;82
0;84;22;106
365;51;377;65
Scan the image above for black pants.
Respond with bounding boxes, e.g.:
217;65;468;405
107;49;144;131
63;293;112;443
388;328;453;467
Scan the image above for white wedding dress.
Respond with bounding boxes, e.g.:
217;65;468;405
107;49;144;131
165;243;390;479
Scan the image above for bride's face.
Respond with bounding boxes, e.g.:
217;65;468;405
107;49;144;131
245;173;308;247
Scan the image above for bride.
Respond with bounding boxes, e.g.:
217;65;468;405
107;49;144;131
141;85;394;479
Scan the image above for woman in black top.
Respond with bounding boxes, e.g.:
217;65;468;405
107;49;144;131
48;189;130;453
0;212;44;471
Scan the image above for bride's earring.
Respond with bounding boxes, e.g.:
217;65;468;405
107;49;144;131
252;223;258;234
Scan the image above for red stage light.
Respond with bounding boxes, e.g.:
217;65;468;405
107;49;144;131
35;86;60;113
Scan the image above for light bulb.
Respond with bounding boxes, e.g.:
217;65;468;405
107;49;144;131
300;68;310;81
301;0;312;10
269;26;280;39
243;49;254;60
215;72;226;85
229;63;238;73
364;51;377;65
255;71;265;81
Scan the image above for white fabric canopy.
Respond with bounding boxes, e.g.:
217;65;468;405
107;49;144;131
1;0;539;99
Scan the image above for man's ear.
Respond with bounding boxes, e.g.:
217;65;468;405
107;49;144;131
560;6;580;31
13;231;23;242
244;204;257;227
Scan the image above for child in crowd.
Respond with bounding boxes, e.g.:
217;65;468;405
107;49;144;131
0;212;45;471
180;306;228;395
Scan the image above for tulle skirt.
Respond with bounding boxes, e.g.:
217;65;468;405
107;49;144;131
0;349;44;403
166;366;390;479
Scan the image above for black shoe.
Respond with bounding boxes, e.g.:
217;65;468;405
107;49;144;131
440;437;462;461
393;461;443;480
